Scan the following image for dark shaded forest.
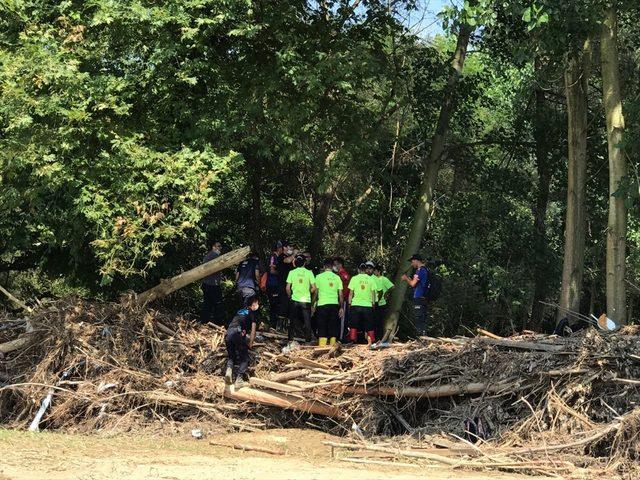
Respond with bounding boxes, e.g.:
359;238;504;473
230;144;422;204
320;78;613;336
1;0;639;336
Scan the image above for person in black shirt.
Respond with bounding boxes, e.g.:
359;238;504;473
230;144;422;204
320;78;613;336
200;241;223;325
224;295;260;390
276;242;295;330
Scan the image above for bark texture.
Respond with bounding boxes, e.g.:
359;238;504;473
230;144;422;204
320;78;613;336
384;24;472;339
601;6;628;324
558;40;591;322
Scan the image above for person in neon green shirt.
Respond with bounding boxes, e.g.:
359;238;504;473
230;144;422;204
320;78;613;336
374;264;394;341
314;258;344;346
286;255;316;342
346;263;377;345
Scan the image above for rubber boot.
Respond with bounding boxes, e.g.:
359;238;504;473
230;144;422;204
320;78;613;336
329;337;337;346
366;330;375;345
318;337;327;347
347;328;358;343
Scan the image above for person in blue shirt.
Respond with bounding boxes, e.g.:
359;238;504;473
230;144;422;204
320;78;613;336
235;252;260;304
224;295;260;390
401;253;430;336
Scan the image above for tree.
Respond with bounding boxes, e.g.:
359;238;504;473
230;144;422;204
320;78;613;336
384;18;473;339
558;37;592;320
600;3;628;323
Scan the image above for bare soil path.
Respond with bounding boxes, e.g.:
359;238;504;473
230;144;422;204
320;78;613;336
0;428;551;480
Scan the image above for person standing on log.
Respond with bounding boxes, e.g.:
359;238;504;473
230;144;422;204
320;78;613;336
401;253;430;336
373;264;394;342
200;241;224;325
286;254;316;342
314;258;344;346
333;256;350;340
347;263;377;345
224;295;260;390
235;251;260;304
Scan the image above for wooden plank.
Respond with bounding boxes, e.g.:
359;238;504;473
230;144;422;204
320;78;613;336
271;369;310;383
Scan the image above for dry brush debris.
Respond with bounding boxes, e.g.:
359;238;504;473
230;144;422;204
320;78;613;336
1;297;640;477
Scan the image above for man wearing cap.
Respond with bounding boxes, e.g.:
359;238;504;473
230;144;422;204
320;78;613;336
347;263;377;345
373;264;394;341
314;258;344;346
286;254;316;342
402;254;430;336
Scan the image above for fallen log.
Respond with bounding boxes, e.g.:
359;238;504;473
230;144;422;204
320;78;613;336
223;384;342;418
249;377;304;393
137;246;250;305
336;381;513;399
480;337;566;353
271;369;310;383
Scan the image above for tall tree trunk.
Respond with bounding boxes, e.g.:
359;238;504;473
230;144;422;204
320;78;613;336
530;61;553;329
558;39;591;322
601;5;627;324
309;151;338;261
245;152;266;257
383;24;472;339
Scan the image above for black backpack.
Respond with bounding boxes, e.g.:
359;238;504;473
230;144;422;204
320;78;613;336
426;271;442;301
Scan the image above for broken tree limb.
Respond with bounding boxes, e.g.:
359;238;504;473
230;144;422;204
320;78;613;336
271;369;310;383
223;384;342;418
0;335;32;354
480;337;566;353
209;442;285;455
323;441;460;466
0;284;32;313
476;328;502;340
136;246;250;305
249;377;304;394
336;381;514;399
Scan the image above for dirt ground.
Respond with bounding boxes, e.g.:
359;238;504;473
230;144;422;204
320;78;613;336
0;428;554;480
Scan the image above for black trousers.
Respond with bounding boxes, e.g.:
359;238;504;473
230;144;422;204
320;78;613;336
225;328;249;377
316;304;340;338
279;286;290;318
266;286;280;327
348;306;374;332
200;284;223;325
413;297;428;335
289;301;313;341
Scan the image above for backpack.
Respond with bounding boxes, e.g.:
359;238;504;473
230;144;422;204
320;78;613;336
425;271;442;301
463;416;490;443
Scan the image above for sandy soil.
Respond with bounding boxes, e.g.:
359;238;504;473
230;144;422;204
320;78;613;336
0;428;549;480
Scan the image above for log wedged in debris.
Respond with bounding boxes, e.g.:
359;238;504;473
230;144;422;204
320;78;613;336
335;381;514;398
137;246;250;305
222;384;342;418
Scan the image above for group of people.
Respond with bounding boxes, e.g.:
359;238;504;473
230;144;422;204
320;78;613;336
199;241;432;389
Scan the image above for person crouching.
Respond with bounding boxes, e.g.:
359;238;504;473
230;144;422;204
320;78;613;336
224;295;260;390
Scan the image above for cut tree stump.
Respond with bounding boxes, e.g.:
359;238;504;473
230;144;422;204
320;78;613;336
137;246;249;305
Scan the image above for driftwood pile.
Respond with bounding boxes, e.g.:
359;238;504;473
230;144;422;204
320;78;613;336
2;297;640;477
